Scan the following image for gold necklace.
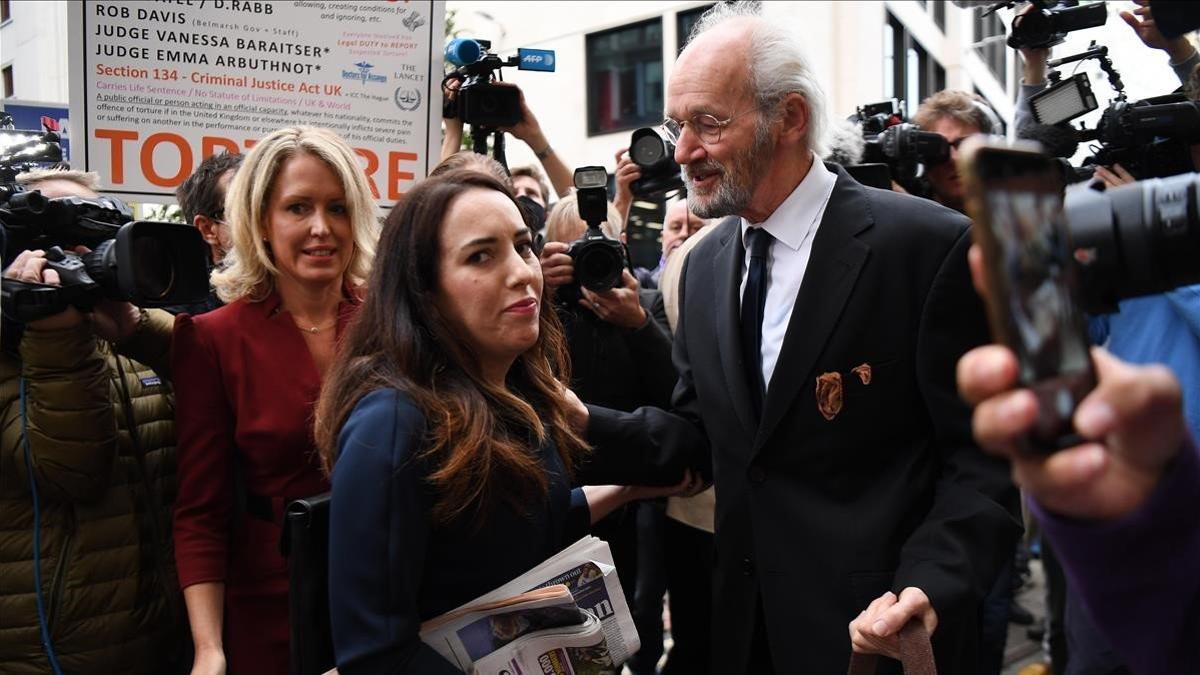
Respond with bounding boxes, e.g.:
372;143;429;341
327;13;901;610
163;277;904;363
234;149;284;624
294;317;337;335
273;304;338;335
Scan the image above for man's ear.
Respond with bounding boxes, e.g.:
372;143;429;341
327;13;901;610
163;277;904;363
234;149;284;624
779;92;811;148
194;214;221;246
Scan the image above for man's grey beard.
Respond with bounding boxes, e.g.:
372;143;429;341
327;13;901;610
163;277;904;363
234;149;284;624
682;120;775;220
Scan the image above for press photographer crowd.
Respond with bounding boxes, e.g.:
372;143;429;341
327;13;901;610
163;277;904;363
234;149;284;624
2;0;1199;674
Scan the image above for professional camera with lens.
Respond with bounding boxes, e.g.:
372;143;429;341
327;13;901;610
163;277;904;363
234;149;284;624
0;135;211;322
1022;39;1198;182
846;99;949;193
969;142;1200;316
1063;171;1200;314
444;39;522;128
1005;0;1108;50
628;126;683;199
561;166;626;304
442;38;556;165
0;123;64;202
1082;93;1200;180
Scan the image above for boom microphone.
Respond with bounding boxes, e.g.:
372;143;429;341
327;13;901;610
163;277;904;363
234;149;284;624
1019;122;1080;159
824;119;866;166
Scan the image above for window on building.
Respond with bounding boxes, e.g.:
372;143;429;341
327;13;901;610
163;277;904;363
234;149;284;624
914;0;947;29
883;21;895;102
974;7;1007;84
0;0;11;24
587;19;664;136
626;200;668;270
884;13;946;115
2;65;13;99
676;4;714;53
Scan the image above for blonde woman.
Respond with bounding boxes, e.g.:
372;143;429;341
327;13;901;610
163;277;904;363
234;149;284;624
171;126;377;675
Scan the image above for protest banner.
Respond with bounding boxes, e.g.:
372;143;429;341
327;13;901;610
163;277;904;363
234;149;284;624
67;0;445;209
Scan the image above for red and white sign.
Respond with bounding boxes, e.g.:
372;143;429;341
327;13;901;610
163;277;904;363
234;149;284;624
68;0;445;209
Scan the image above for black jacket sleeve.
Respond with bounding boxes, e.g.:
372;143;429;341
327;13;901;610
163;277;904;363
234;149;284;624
581;256;712;486
895;227;1023;617
627;290;678;409
645;290;670;334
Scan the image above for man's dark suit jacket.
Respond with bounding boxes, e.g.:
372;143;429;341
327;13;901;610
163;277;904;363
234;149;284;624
586;164;1022;674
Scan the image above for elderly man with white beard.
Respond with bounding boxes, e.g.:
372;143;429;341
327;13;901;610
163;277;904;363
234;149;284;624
568;2;1021;672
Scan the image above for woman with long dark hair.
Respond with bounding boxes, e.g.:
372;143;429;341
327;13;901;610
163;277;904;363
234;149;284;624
315;170;697;674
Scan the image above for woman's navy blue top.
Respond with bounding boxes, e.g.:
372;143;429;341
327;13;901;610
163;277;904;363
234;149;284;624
328;388;591;674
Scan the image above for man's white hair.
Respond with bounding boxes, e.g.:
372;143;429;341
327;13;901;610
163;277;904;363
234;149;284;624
688;1;828;157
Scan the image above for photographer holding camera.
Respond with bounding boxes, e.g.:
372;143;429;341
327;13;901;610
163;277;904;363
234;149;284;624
1014;0;1199;185
441;78;573;201
164;152;245;316
0;169;186;674
913;91;1003;214
1013;8;1200;672
539;191;675;417
539;183;676;670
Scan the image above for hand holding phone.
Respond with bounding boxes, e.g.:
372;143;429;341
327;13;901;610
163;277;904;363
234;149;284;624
958;139;1096;454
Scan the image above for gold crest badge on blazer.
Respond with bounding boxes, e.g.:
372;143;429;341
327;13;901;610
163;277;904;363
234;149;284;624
816;363;872;420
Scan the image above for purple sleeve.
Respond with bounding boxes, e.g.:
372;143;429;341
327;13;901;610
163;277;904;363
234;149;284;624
1031;441;1200;674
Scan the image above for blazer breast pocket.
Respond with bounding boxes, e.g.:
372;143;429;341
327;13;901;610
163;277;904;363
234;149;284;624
814;359;900;422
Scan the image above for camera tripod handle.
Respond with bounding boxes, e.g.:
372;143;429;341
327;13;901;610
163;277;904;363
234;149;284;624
1047;41;1125;100
1047;42;1108;69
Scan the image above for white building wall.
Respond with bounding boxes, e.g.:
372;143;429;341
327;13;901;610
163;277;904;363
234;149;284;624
1;0;70;104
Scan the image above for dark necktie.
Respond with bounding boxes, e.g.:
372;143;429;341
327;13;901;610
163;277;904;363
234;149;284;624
741;227;772;415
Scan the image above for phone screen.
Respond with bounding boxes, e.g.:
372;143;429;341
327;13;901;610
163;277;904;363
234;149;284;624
971;150;1096;452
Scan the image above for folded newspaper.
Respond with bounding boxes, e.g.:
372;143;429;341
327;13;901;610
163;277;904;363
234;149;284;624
419;536;639;674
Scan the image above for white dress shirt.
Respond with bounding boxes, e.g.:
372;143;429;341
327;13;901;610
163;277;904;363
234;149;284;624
739;155;837;390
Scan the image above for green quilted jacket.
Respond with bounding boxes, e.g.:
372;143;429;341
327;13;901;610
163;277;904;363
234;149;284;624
0;309;188;674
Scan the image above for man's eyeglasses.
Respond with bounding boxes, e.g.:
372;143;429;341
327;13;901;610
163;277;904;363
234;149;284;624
661;107;760;145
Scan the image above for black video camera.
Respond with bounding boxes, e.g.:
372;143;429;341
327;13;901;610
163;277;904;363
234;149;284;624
565;166;625;298
442;38;557;166
0;126;64;196
1023;36;1199;181
1006;0;1108;50
847;100;950;193
1020;39;1198;182
1083;93;1200;180
0;152;211;322
628;126;683;199
443;39;522;128
442;38;557;128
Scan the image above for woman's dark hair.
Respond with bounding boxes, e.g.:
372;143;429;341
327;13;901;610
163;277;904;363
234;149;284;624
315;169;588;523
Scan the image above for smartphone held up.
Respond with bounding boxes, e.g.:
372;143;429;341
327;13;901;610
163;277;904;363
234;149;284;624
958;139;1200;454
959;140;1095;453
